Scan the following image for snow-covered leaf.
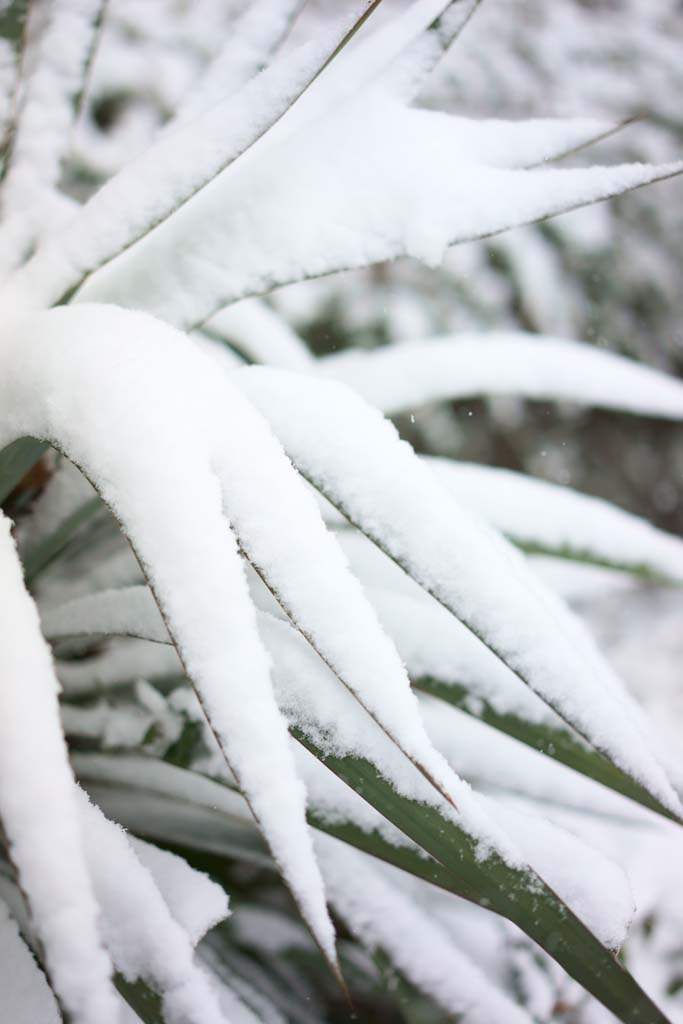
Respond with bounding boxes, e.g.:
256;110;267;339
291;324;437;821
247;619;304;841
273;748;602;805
0;1;383;309
239;367;682;822
319;333;683;418
0;513;119;1024
0;0;105;272
0;304;337;972
427;458;683;582
66;96;682;329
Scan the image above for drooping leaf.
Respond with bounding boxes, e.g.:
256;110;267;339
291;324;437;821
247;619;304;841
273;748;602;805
319;333;683;419
0;304;338;973
239;366;682;821
0;1;383;309
425;457;683;583
0;512;119;1024
67;98;682;329
75;749;673;1024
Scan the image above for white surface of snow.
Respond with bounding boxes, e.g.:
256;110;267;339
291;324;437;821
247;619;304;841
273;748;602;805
0;515;119;1024
65;95;682;329
130;838;229;946
318;834;535;1023
320;334;683;419
0;900;61;1024
0;304;336;969
77;792;228;1023
240;367;681;816
427;458;683;580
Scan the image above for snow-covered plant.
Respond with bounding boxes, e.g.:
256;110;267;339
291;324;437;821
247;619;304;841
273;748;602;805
1;1;683;1022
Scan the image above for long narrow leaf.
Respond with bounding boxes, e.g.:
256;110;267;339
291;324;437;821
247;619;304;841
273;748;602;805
239;367;682;820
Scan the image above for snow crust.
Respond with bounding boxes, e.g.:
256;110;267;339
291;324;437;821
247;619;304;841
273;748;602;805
1;3;378;312
320;333;683;419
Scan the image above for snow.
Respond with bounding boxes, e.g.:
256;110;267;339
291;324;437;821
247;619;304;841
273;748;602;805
259;611;525;866
171;0;305;126
1;2;380;312
0;0;103;272
0;900;61;1024
419;696;635;948
378;0;483;101
76;790;228;1024
317;834;535;1023
240;366;681;818
130;838;229;946
203;299;314;369
319;333;683;418
0;514;119;1024
427;458;683;581
0;304;336;970
66;90;682;329
43;584;170;643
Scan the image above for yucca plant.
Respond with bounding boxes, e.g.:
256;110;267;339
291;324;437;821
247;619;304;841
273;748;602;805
1;1;683;1022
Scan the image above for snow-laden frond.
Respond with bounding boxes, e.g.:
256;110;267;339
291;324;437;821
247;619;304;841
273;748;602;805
317;834;535;1024
319;333;683;417
418;696;635;949
0;0;105;272
171;0;306;126
67;91;682;329
77;792;228;1023
427;459;683;581
239;366;681;820
0;304;337;970
0;899;61;1024
378;0;483;101
0;514;119;1024
0;0;381;309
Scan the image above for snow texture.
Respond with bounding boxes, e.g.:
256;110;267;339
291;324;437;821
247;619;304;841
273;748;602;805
319;333;683;418
0;0;103;272
427;458;683;580
77;791;228;1023
171;0;305;127
0;304;336;968
239;366;681;817
317;834;535;1023
0;2;379;311
419;696;635;948
67;94;682;330
0;514;119;1024
0;900;61;1024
